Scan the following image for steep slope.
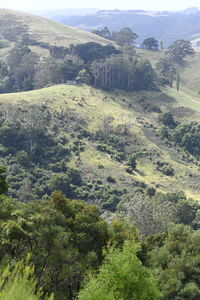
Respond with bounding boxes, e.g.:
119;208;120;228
0;9;199;225
0;9;111;59
0;83;199;202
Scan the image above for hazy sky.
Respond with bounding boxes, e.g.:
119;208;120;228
0;0;200;11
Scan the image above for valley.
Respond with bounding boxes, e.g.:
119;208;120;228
0;7;200;300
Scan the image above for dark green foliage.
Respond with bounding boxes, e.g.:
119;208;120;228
156;57;176;87
49;45;68;58
167;39;195;65
7;44;38;91
49;169;82;197
148;224;200;300
58;59;81;81
0;62;11;93
142;37;159;50
0;104;88;199
111;27;138;46
91;55;155;91
102;194;120;212
146;187;156;197
89;183;124;212
171;122;200;156
0;193;109;299
0;166;8;194
158;119;200;157
125;167;133;174
156;192;200;228
106;176;116;184
49;174;70;195
156;160;174;176
127;156;137;169
0;32;155;93
156;40;194;88
74;42;120;63
159;112;177;128
22;35;51;49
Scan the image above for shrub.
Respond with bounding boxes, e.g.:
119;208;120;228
106;176;116;184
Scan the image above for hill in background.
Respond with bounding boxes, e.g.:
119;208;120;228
0;8;110;57
49;8;200;47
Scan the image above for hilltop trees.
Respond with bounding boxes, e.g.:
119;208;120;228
112;27;138;46
91;55;155;91
156;39;195;87
92;27;138;46
142;37;159;50
7;44;38;91
167;39;195;65
73;42;120;63
0;28;159;93
92;27;111;40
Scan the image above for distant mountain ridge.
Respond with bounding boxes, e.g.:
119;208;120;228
48;7;200;47
29;8;98;18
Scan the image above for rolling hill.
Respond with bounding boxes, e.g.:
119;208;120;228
0;8;112;60
0;9;199;300
53;8;200;48
0;9;199;229
0;81;200;203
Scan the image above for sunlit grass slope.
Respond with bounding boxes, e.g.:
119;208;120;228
0;8;112;47
0;83;199;201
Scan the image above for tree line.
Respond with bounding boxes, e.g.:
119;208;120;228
92;26;159;50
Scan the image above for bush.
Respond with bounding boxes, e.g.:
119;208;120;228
159;112;176;128
102;195;120;212
146;187;156;197
106;176;116;184
156;161;174;176
127;156;137;169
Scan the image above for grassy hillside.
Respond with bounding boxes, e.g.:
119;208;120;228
0;83;199;202
137;49;165;66
136;47;200;113
180;53;200;92
0;9;111;46
159;52;200;113
0;9;112;60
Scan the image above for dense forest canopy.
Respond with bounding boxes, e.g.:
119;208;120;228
0;180;199;299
